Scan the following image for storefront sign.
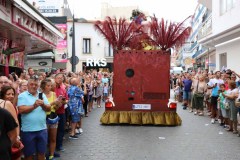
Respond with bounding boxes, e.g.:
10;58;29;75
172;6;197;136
55;24;67;63
86;58;107;67
27;0;62;17
12;7;57;46
39;61;48;66
208;63;216;67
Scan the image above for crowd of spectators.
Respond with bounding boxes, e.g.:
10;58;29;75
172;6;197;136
171;68;240;136
0;68;113;160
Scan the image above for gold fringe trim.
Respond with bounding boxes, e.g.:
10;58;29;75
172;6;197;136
100;111;182;126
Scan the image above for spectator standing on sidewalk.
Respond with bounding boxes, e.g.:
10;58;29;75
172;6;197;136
68;78;84;139
222;80;239;134
54;73;68;152
103;83;109;102
191;75;207;116
96;80;103;108
27;67;35;78
40;79;61;160
182;73;192;110
17;76;51;160
207;71;224;124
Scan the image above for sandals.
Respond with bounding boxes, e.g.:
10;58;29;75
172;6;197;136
198;112;204;116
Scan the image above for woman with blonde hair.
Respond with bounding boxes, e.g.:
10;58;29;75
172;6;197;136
191;75;207;116
40;79;61;160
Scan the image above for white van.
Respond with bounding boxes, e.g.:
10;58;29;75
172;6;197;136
170;67;183;74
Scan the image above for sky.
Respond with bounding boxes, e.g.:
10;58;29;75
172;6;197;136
67;0;198;22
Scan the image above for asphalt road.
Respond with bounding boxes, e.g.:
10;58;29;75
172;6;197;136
59;97;240;160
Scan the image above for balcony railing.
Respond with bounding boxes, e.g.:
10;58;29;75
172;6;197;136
198;15;212;40
189;41;198;51
192;47;207;59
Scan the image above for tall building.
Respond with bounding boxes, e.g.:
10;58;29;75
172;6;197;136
177;3;212;72
197;0;240;72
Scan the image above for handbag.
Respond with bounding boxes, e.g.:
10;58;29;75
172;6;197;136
235;99;240;107
11;140;24;159
195;92;204;98
195;81;204;98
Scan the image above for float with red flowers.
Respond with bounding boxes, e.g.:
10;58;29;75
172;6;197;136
95;11;191;125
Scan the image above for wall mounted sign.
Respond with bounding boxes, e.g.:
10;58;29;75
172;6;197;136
27;0;62;17
55;24;67;63
86;58;107;67
38;61;48;66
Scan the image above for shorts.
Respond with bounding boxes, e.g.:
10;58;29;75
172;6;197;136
47;123;58;129
104;93;108;97
21;129;48;157
71;113;80;123
88;94;93;102
211;96;219;110
183;91;191;100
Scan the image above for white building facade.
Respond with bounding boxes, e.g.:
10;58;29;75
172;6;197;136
67;19;113;72
198;0;240;72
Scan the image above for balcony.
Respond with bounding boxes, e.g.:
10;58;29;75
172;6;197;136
189;41;198;51
198;15;212;40
192;47;207;59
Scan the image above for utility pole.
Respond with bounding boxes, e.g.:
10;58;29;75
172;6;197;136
71;13;76;72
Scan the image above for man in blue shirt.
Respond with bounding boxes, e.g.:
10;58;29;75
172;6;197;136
18;75;50;160
182;73;192;110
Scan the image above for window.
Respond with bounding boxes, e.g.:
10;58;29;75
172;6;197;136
220;53;227;69
107;43;113;57
83;38;91;54
220;0;236;15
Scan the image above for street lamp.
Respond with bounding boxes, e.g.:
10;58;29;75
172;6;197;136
71;13;76;72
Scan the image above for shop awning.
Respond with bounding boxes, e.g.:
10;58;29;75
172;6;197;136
27;51;54;59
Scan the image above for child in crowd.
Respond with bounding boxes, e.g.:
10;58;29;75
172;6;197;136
173;84;180;101
218;84;227;127
103;83;109;102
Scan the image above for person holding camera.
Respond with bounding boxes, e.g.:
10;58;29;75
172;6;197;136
54;73;68;152
40;79;62;160
17;76;51;160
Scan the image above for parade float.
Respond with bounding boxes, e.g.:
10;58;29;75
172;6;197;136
95;13;191;125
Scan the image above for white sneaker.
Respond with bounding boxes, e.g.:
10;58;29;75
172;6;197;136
75;129;80;134
211;118;215;124
79;128;83;133
218;119;221;124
